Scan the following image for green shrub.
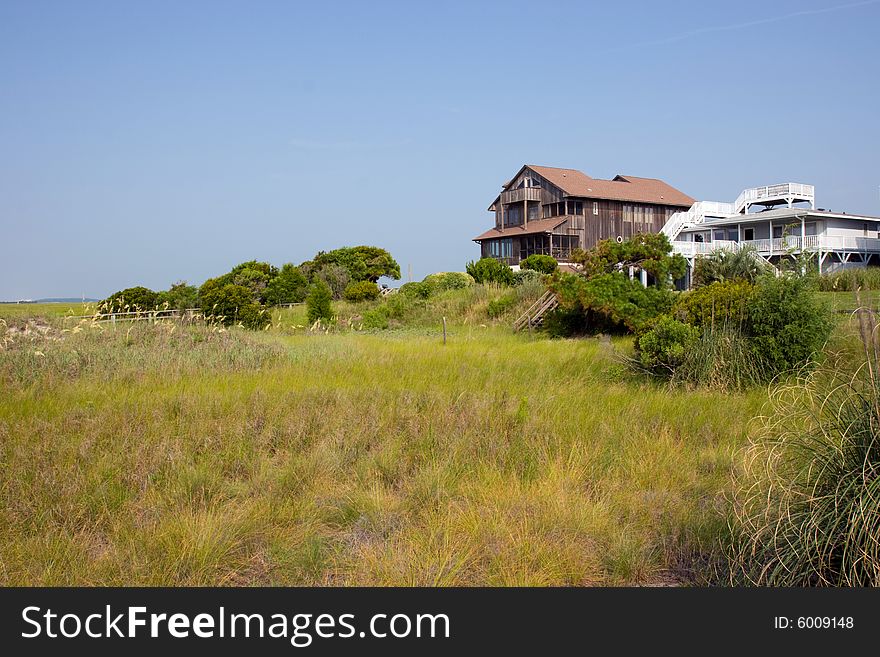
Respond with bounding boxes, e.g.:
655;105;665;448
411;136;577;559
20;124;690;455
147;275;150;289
423;272;474;290
360;307;390;330
673;280;754;329
547;271;674;334
101;286;160;313
156;282;198;311
399;282;433;299
746;275;833;375
487;293;517;319
199;281;269;329
310;246;401;283
513;269;542;286
465;258;514;285
635;316;699;374
692;247;768;287
306;280;333;325
343;280;380;302
520;254;557;274
265;263;308;305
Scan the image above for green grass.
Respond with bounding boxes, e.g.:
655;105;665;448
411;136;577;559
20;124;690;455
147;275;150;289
0;302;98;320
0;315;765;586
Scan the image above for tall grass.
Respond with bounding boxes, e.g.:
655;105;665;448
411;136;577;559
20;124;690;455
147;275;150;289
729;302;880;585
672;326;764;391
816;267;880;292
0;317;763;585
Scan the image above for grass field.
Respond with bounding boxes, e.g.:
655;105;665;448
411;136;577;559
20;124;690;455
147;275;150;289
0;287;866;586
0;310;769;585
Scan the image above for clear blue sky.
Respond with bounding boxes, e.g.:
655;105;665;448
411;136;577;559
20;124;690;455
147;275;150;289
1;0;879;299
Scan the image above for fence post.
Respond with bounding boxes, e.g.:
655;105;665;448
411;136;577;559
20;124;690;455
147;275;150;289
442;316;447;345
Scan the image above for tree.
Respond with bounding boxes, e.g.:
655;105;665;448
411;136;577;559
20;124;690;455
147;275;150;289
547;271;675;334
265;263;308;305
306;280;333;324
199;279;269;329
315;264;351;300
101;286;159;313
570;233;686;285
310;246;400;283
156;281;199;310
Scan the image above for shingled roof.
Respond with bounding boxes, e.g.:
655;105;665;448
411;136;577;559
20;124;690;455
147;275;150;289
472;217;567;242
504;165;695;207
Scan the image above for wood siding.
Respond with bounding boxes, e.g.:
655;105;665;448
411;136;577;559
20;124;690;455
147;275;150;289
486;166;691;257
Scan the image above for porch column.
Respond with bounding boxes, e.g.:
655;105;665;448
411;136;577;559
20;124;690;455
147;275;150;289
548;233;552;258
640;269;648;286
769;220;773;257
524;199;528;229
801;215;806;252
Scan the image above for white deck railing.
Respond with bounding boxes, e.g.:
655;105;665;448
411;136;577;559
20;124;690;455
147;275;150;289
733;183;815;214
673;234;880;258
661;201;735;241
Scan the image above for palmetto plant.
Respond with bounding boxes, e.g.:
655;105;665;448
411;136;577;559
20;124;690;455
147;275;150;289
693;246;769;288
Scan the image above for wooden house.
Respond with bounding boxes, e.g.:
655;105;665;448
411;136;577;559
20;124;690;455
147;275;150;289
473;164;694;265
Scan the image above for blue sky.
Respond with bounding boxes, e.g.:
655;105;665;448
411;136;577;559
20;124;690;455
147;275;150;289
1;0;879;299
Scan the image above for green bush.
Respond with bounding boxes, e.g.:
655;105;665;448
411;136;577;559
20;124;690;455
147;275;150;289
673;280;754;329
746;275;833;375
692;247;768;287
265;263;308;305
360;307;390;330
199;281;268;329
306;280;333;325
423;272;474;290
399;282;433;299
512;269;542;286
101;286;160;313
520;254;557;274
156;282;198;311
310;246;401;283
343;280;380;302
487;293;517;319
465;258;514;285
548;271;674;335
635;316;699;374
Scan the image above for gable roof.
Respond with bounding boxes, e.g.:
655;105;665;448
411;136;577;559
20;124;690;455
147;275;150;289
495;165;695;208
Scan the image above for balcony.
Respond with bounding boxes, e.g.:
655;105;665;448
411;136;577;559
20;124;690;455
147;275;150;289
501;187;542;205
672;234;880;258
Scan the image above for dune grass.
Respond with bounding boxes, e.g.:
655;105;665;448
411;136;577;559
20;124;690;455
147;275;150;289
0;314;766;586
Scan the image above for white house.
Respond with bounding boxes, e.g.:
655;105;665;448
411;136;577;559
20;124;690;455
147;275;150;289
661;182;880;286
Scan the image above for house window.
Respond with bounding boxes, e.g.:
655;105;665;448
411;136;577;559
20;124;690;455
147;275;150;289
593;201;599;215
728;228;739;242
743;227;754;241
805;222;816;236
713;230;726;241
773;225;783;239
575;201;583;215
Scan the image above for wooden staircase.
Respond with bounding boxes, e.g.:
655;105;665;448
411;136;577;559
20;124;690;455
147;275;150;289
513;290;559;332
